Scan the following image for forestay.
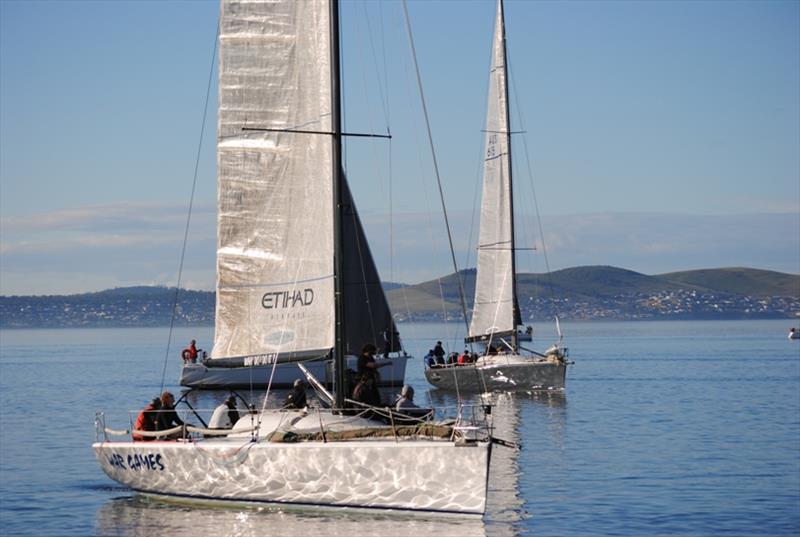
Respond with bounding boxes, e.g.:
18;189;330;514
468;0;521;342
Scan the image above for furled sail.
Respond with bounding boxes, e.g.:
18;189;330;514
212;0;335;363
468;0;521;343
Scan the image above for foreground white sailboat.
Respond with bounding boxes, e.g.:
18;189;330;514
425;0;568;394
95;0;492;515
94;409;491;514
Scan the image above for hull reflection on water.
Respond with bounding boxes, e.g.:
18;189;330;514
484;393;524;529
96;496;489;537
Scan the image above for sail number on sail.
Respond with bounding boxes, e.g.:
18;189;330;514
486;133;498;160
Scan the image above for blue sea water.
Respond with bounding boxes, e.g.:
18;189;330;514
0;320;798;536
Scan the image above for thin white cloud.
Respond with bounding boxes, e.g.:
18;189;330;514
1;202;215;233
1;233;181;255
1;208;797;295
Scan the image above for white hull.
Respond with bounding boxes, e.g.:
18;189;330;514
93;411;490;515
425;354;567;393
181;355;409;389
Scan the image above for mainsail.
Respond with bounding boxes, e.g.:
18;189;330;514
213;0;334;362
212;0;397;364
468;0;521;343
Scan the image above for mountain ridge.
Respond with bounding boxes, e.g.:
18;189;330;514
1;266;797;327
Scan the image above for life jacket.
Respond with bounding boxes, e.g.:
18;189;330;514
181;344;198;362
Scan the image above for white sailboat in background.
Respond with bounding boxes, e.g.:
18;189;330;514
95;0;493;515
425;0;569;393
178;0;408;390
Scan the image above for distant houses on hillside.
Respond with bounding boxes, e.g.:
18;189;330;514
1;267;797;328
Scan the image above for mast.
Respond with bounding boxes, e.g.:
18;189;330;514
499;0;520;351
331;0;347;410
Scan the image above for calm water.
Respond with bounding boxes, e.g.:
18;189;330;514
0;320;798;536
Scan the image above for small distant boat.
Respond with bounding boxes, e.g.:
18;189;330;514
789;328;800;340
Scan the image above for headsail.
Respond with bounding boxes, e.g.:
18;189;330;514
212;0;335;362
468;0;521;343
341;178;400;356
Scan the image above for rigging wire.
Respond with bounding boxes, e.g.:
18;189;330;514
401;0;471;339
507;47;562;324
159;21;219;394
344;3;396;357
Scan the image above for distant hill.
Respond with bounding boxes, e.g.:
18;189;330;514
1;266;798;327
386;266;800;320
657;268;799;297
0;287;214;328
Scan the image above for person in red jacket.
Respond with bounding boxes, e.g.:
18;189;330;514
181;340;199;363
133;397;162;441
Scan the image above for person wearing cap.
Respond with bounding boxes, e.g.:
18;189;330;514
133;397;162;441
157;391;184;439
283;379;308;409
395;385;418;411
209;394;240;429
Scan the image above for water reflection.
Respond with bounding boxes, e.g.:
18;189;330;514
96;496;489;537
424;388;566;411
483;393;524;532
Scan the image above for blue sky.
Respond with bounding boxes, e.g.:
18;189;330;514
1;0;798;295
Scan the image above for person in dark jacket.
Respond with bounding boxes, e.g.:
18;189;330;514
157;391;184;439
283;379;308;409
357;343;389;383
433;341;445;363
352;375;381;407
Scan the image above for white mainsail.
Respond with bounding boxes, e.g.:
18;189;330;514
469;0;519;342
213;0;335;361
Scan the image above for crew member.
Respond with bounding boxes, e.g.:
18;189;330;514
182;339;199;364
133;397;161;441
284;379;308;409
